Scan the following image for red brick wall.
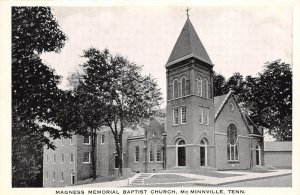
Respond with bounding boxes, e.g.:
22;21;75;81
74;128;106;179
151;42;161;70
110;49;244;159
43;136;76;187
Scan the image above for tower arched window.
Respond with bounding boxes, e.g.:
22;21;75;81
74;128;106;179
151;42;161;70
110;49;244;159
196;76;202;96
181;77;186;97
173;79;179;99
227;124;238;161
203;78;208;98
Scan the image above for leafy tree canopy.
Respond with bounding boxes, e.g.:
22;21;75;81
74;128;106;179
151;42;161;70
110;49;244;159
215;60;292;141
12;6;67;187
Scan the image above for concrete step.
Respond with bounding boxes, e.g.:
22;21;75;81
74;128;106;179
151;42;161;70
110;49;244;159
129;173;153;186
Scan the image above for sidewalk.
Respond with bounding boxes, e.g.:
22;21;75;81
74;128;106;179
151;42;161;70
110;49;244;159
70;169;292;187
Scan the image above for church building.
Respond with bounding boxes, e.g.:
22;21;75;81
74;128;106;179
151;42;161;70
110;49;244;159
165;15;264;170
43;14;264;187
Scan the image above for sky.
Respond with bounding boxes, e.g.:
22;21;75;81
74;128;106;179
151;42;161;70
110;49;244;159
41;6;292;108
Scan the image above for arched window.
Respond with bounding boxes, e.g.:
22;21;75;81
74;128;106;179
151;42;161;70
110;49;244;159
156;145;162;162
196;77;202;96
181;77;186;97
227;124;238;161
173;79;179;99
149;142;155;162
203;78;208;98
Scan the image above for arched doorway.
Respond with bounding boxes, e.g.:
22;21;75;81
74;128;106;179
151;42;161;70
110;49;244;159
176;139;186;166
256;145;261;165
200;139;208;166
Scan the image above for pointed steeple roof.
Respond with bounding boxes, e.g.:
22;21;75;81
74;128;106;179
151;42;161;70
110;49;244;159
166;18;212;67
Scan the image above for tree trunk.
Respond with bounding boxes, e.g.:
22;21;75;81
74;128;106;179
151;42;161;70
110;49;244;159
118;133;123;176
91;130;97;180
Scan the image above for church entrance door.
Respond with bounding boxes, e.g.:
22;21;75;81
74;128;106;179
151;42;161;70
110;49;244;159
177;139;186;166
200;139;208;166
256;145;261;165
200;146;206;166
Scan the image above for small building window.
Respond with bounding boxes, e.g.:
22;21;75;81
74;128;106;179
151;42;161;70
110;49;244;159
156;146;162;162
227;124;238;161
173;108;179;125
204;108;209;125
70;137;73;145
100;134;105;144
199;107;203;124
181;107;187;124
83;135;90;145
134;146;139;162
53;154;56;163
173;79;179;99
45;172;48;180
83;152;91;163
199;107;209;125
53;172;56;181
46;155;49;163
70;153;74;163
61;154;64;163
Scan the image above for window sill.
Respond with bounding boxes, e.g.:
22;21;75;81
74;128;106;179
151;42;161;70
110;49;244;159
199;123;209;126
172;123;186;127
83;162;91;164
83;143;91;145
228;160;240;164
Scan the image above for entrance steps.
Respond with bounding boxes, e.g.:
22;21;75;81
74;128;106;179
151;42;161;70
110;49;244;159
130;173;153;185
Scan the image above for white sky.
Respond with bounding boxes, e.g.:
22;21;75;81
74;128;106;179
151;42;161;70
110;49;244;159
41;6;292;108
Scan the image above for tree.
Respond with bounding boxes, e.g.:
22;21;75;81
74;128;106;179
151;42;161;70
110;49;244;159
66;49;111;180
213;71;226;96
12;7;67;187
242;60;292;141
223;72;245;102
70;48;162;176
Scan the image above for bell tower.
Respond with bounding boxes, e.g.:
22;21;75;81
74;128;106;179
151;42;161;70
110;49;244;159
165;14;216;169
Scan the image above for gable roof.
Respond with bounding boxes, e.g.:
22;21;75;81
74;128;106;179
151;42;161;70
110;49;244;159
127;117;165;139
166;18;212;67
214;91;263;136
244;113;262;135
214;91;232;120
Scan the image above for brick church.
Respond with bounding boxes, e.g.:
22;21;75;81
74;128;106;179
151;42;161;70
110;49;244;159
43;16;264;187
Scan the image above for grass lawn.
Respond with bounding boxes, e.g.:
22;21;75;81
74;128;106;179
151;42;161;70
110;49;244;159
144;174;199;184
